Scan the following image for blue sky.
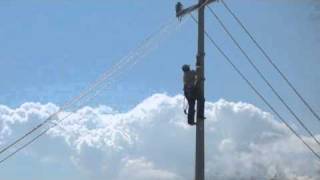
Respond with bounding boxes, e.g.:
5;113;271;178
0;0;319;110
0;0;320;179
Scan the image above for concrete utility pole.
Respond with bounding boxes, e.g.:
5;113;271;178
195;0;205;179
176;1;216;180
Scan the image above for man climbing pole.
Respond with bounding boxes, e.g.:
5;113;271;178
182;64;197;125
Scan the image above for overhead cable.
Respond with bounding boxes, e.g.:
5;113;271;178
0;17;183;164
190;14;320;160
220;0;320;124
207;6;320;148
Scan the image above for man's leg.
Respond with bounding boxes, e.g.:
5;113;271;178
197;97;205;119
187;98;196;125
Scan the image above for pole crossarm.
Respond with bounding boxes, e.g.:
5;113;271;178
176;0;216;18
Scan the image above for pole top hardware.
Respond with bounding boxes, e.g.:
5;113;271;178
175;0;217;18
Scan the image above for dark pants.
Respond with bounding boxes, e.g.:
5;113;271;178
184;85;196;125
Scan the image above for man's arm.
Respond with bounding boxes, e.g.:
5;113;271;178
192;70;198;86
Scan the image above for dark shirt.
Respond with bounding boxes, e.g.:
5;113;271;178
183;70;197;87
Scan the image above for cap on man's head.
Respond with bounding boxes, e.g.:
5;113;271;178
182;64;190;72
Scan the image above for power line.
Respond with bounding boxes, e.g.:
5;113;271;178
0;17;182;164
0;104;88;164
220;0;320;124
207;6;320;148
0;4;196;163
0;45;132;156
0;127;49;164
190;15;320;160
0;43;139;155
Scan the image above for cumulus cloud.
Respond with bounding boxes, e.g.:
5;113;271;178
116;157;183;180
0;94;320;180
0;102;58;146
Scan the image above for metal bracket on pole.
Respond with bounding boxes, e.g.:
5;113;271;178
176;0;216;18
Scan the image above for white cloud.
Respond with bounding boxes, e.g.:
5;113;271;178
0;102;58;146
0;93;320;180
116;157;183;180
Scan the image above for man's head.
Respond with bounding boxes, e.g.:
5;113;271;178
182;64;190;72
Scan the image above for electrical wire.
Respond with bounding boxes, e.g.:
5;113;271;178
0;16;183;164
190;15;320;160
207;6;320;148
220;0;320;124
